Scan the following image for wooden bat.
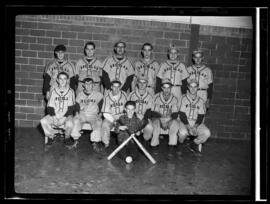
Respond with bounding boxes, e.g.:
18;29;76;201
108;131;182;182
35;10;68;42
131;134;156;164
107;134;133;160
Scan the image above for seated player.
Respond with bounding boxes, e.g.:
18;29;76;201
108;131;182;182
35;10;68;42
114;101;149;162
101;79;128;148
151;78;180;147
128;75;154;144
40;71;75;146
178;79;211;153
70;77;103;150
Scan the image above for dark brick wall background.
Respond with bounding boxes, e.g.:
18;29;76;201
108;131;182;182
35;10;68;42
15;15;253;140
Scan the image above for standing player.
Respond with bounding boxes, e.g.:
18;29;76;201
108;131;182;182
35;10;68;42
156;45;189;101
151;78;179;147
101;41;135;93
75;42;103;95
70;77;104;150
186;49;213;111
43;44;77;100
178;79;211;153
128;75;154;143
133;43;160;96
40;72;75;146
101;80;128;147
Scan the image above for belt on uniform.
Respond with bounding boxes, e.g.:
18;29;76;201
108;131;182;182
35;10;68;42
198;88;207;91
147;86;154;88
79;80;99;84
172;84;181;87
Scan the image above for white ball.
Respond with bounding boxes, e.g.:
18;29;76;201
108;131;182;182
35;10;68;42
125;156;133;163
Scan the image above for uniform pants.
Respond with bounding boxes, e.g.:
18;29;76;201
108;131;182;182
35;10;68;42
71;112;102;142
40;115;73;139
151;118;180;146
100;119;114;147
178;121;211;145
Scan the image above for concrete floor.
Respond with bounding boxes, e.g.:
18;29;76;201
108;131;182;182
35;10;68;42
14;127;251;197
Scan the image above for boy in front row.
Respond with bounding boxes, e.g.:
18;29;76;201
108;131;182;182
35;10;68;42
40;71;75;146
114;101;150;161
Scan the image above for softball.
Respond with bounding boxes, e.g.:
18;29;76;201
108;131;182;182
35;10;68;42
125;156;133;163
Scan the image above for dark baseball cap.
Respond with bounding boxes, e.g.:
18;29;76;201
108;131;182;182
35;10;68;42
54;44;67;52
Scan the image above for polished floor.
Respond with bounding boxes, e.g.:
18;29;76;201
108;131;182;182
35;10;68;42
14;127;252;197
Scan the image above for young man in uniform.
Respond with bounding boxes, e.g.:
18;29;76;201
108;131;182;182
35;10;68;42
43;44;77;100
133;43;160;96
186;49;213;111
101;79;128;148
70;77;104;150
151;78;179;148
101;41;135;93
178;78;211;153
75;42;103;95
128;75;154;144
156;45;189;101
40;71;75;146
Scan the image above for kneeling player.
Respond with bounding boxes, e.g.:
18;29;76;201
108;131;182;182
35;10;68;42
40;71;75;146
71;78;103;150
178;79;211;153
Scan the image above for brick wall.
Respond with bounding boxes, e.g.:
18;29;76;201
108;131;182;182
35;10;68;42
15;15;253;140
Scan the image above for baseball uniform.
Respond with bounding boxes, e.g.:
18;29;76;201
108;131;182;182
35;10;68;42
40;86;75;139
157;60;189;100
102;56;135;93
133;59;160;96
128;88;154;141
43;59;76;95
186;65;213;102
75;57;103;94
101;90;128;147
178;93;211;145
71;90;103;141
151;92;179;146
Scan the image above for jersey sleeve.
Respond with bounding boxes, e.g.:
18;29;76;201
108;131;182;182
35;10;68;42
179;97;187;112
68;89;76;106
127;59;135;77
101;96;111;113
156;63;165;79
207;68;213;84
47;90;56;108
181;64;189;80
171;98;179;113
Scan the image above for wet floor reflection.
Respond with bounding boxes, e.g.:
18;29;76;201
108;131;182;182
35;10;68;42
14;128;251;195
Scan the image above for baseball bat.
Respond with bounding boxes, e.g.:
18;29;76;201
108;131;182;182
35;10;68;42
107;135;133;160
131;135;156;164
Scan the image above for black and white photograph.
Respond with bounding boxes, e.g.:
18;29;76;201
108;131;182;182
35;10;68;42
4;5;268;202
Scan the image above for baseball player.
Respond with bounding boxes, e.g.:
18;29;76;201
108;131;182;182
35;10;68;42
101;41;135;93
40;71;75;146
178;78;211;153
75;42;103;95
128;75;154;142
186;49;213;110
133;43;160;96
70;77;104;150
43;44;77;100
101;79;128;147
151;78;179;147
156;45;189;101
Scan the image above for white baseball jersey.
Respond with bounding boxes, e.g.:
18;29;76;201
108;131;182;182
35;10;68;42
102;90;128;119
134;59;159;89
152;93;179;118
75;57;102;83
186;65;213;101
102;56;134;88
45;59;76;90
128;89;154;119
157;60;189;86
47;86;75;117
76;90;103;117
179;93;206;126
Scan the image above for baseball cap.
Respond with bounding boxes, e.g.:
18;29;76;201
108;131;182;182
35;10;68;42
111;79;122;86
137;75;148;82
54;44;67;52
161;78;173;87
188;78;199;87
114;41;126;48
192;49;204;57
83;77;94;83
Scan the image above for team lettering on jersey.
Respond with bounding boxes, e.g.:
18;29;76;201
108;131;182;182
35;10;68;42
153;93;178;118
129;89;153;115
102;91;127;116
76;57;102;82
186;65;213;89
